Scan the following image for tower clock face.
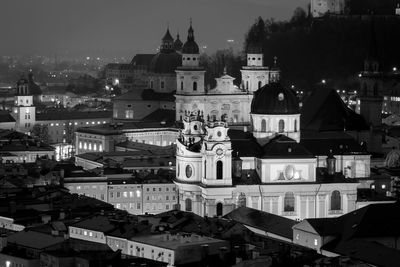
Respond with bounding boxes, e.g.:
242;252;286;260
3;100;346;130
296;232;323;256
216;148;223;156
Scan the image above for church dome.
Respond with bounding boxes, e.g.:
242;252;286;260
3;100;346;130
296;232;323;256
174;34;183;51
182;24;199;54
149;51;182;73
251;82;299;114
385;149;400;168
246;42;263;54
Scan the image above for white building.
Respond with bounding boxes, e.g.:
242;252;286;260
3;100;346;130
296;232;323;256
175;23;278;126
174;80;367;220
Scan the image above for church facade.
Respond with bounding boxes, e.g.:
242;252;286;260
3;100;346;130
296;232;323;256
173;24;364;220
175;24;279;126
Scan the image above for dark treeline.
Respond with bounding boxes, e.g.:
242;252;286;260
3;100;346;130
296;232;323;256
244;9;400;91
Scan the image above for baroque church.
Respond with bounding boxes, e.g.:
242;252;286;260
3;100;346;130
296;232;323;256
175;22;279;126
173;23;370;220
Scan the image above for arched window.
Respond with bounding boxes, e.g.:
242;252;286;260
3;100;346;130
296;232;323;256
294;120;297;132
331;190;341;211
180;81;183;90
258;81;262;89
373;83;379;96
193;82;197;91
246;81;249;90
160;81;165;89
237;193;246;207
261;119;266;132
216;203;223;216
216;161;223;180
177;163;180;177
278;119;285;133
284;192;295;212
185;198;192;212
150;81;153;89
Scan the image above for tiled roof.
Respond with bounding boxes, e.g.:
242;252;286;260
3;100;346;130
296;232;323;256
301;87;369;132
224;207;296;240
7;230;64;250
0;111;15;123
301;131;368;155
261;135;314;159
36;111;112;121
131;54;155;67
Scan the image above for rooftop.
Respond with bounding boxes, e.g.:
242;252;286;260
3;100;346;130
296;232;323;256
130;233;226;250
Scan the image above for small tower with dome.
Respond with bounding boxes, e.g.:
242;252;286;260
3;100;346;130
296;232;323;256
240;42;274;93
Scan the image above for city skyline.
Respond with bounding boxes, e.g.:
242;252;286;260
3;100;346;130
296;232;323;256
0;0;308;58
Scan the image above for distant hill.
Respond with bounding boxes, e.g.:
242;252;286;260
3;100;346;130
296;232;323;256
245;14;400;91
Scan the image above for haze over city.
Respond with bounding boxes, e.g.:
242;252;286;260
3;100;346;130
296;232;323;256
0;0;308;57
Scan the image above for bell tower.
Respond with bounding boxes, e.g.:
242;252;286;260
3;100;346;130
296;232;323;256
175;21;206;121
240;42;272;93
13;76;36;135
357;20;383;153
201;119;232;186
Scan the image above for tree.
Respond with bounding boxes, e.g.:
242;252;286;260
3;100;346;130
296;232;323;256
32;124;50;144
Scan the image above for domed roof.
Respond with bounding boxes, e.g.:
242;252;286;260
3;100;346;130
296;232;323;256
162;29;174;42
251;83;299;114
174;33;183;51
149;51;182;73
385;149;400;168
182;24;199;54
246;42;263;54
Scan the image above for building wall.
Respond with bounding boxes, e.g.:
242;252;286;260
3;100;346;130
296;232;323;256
0;121;15;131
69;226;106;244
176;181;358;219
65;181;108;202
107;236;128;255
175;94;253;124
113;99;175;121
0;253;40;267
142;183;178;214
108;184;144;214
148;73;176;93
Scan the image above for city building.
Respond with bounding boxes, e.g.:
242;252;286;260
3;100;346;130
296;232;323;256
173;79;367;219
75;109;178;155
176;23;279;125
311;0;347;17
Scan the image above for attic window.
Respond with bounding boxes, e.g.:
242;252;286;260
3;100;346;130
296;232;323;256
278;93;284;101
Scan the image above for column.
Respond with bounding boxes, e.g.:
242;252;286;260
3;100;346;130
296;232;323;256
318;195;326;218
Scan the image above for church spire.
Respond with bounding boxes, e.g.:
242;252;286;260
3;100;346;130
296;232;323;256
364;18;379;73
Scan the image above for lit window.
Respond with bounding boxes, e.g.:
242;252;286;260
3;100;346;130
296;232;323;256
56;123;59;126
74;122;78;125
51;123;54;126
97;121;101;124
79;142;82;149
136;190;141;197
103;121;106;124
99;144;103;151
296;234;299;240
83;142;87;150
88;143;92;150
86;122;89;125
93;144;97;151
84;231;87;235
77;186;81;190
314;239;318;246
123;192;128;197
92;121;95;124
382;184;386;189
130;191;133;197
89;232;93;237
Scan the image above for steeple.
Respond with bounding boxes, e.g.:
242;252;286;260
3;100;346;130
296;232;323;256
160;27;174;52
182;19;199;54
364;19;380;73
174;31;183;52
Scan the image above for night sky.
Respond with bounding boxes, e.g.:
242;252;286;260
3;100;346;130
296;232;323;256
0;0;307;58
